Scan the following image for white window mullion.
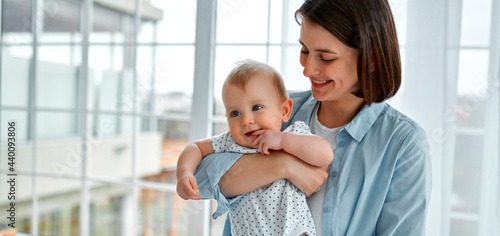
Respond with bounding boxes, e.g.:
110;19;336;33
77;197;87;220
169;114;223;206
31;0;43;234
79;0;92;235
130;0;141;235
280;0;289;75
188;0;218;235
441;1;464;236
478;0;500;234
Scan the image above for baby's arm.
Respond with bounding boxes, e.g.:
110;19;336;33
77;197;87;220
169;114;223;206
176;138;214;200
251;129;333;167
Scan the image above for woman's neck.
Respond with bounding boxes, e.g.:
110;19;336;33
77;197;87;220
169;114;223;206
317;97;365;129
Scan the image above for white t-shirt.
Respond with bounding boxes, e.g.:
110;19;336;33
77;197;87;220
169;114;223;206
307;104;344;236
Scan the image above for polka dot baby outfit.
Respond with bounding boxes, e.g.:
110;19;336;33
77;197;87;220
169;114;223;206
211;121;317;236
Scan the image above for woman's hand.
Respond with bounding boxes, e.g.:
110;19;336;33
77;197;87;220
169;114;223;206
283;153;329;197
219;150;328;198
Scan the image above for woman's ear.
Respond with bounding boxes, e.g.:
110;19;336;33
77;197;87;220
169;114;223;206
281;98;293;122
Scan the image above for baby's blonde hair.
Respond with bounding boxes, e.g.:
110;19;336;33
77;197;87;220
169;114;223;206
223;59;288;101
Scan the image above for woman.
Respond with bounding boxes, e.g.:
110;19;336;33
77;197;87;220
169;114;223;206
194;0;432;235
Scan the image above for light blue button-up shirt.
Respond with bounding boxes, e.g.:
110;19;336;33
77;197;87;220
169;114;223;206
194;90;432;235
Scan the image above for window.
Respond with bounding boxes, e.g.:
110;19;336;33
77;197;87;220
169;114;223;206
0;0;197;235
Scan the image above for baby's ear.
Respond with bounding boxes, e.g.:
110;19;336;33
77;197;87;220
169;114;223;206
281;98;293;122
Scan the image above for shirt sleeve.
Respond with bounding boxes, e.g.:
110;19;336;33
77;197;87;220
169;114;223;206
193;151;245;219
211;131;232;153
283;120;313;135
375;126;432;235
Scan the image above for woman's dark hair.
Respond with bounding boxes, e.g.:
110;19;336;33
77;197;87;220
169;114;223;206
295;0;401;104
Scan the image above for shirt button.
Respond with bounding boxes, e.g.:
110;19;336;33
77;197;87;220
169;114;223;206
330;171;337;179
323;206;331;213
339;141;345;147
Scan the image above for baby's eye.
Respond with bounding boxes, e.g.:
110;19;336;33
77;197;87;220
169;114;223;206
252;105;262;111
230;111;241;117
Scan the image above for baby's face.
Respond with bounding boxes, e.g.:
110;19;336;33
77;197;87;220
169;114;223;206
222;74;286;148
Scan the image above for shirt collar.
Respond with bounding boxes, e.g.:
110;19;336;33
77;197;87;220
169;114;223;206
290;91;387;143
344;102;387;142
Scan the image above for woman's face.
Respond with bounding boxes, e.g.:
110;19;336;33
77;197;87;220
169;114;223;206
299;17;360;103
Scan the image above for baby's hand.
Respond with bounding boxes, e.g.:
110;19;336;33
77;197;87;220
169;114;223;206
176;175;201;200
251;129;283;155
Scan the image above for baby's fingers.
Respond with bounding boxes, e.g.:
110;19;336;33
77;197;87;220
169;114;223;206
251;135;263;147
189;179;200;194
252;129;266;135
259;140;270;155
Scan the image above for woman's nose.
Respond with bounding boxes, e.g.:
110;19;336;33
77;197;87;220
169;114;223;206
303;57;320;77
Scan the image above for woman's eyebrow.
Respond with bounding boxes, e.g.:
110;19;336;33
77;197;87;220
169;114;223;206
298;39;337;54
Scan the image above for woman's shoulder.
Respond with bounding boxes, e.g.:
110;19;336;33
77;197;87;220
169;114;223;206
288;90;312;101
376;103;427;139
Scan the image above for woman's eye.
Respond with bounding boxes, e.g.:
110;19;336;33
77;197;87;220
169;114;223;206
252;105;262;111
300;49;309;54
231;111;241;117
321;57;334;62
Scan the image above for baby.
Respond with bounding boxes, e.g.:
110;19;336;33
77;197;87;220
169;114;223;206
176;59;333;235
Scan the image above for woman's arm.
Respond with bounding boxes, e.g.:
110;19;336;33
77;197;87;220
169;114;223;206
376;127;432;235
251;129;334;167
220;150;329;198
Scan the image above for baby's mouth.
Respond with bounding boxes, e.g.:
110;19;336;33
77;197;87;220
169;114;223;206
245;129;261;138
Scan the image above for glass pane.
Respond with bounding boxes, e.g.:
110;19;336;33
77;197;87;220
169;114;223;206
216;0;269;43
136;132;163;180
456;50;489;96
87;115;133;181
136;46;154;113
450;219;478;236
269;0;283;44
37;46;81;109
89;183;133;236
88;45;125;111
460;0;492;47
213;46;267;115
140;117;152;133
451;134;483;213
157;119;189;174
138;187;191;235
212;122;229;137
282;46;309;91
0;111;31;172
138;20;155;44
154;46;195;115
88;114;118;138
285;0;304;44
211;199;227;235
455;49;489;128
38;177;80;235
150;0;197;43
389;0;408;46
37;111;78;139
91;3;124;43
455;96;487;128
39;0;82;43
1;46;32;107
1;0;33;44
0;175;33;233
37;112;81;175
268;46;282;75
